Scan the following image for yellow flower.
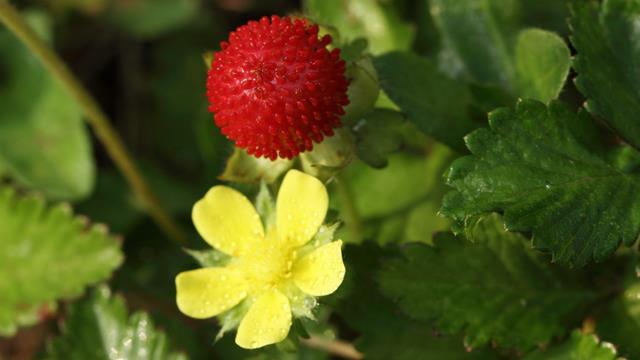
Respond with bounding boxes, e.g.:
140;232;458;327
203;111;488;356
175;170;345;349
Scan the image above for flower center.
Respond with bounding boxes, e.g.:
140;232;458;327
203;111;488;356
234;230;297;295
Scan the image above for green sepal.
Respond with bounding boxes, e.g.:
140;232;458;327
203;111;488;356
183;248;230;268
220;148;293;184
255;180;276;231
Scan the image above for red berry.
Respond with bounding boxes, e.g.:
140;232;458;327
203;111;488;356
206;16;350;160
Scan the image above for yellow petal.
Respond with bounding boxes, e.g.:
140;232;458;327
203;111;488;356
235;289;292;349
192;186;264;257
293;240;345;296
175;267;247;319
276;170;328;247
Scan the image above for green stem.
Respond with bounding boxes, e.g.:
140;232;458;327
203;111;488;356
0;0;186;244
335;174;362;242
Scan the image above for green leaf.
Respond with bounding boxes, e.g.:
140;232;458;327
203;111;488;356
414;0;441;56
255;181;275;229
373;52;479;150
352;109;406;168
44;286;187;360
107;0;199;38
304;0;414;54
515;29;571;103
0;186;123;336
597;257;640;359
334;146;453;245
379;214;596;350
343;56;380;123
430;0;520;89
442;99;640;266
358;326;498;360
403;200;451;244
0;11;95;200
340;38;369;63
571;0;640;150
468;83;517;114
331;244;498;360
299;128;355;182
523;330;620;360
339;150;451;219
431;0;571;102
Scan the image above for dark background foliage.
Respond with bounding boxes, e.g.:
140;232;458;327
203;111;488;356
2;0;638;359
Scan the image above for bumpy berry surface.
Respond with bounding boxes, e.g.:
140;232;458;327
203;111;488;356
206;16;349;160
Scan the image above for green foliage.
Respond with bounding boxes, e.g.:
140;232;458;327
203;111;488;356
0;11;94;200
515;29;571;103
373;33;568;150
76;164;199;234
107;0;199;39
596;257;640;359
571;0;640;150
150;29;228;175
430;0;519;88
442;100;640;266
331;244;499;359
3;0;640;358
379;214;596;350
220;148;293;184
430;0;570;102
521;0;571;35
45;286;187;359
373;52;479;150
342;55;380;124
303;0;414;54
334;147;452;245
358;325;498;360
523;330;619;360
75;170;140;233
0;186;122;335
352;109;406;168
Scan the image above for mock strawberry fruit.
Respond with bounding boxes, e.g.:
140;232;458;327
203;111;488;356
206;16;350;160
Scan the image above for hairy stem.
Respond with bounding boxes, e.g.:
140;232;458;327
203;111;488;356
301;336;363;360
0;0;186;244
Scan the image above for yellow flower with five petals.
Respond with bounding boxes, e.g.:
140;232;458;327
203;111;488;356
175;170;345;349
